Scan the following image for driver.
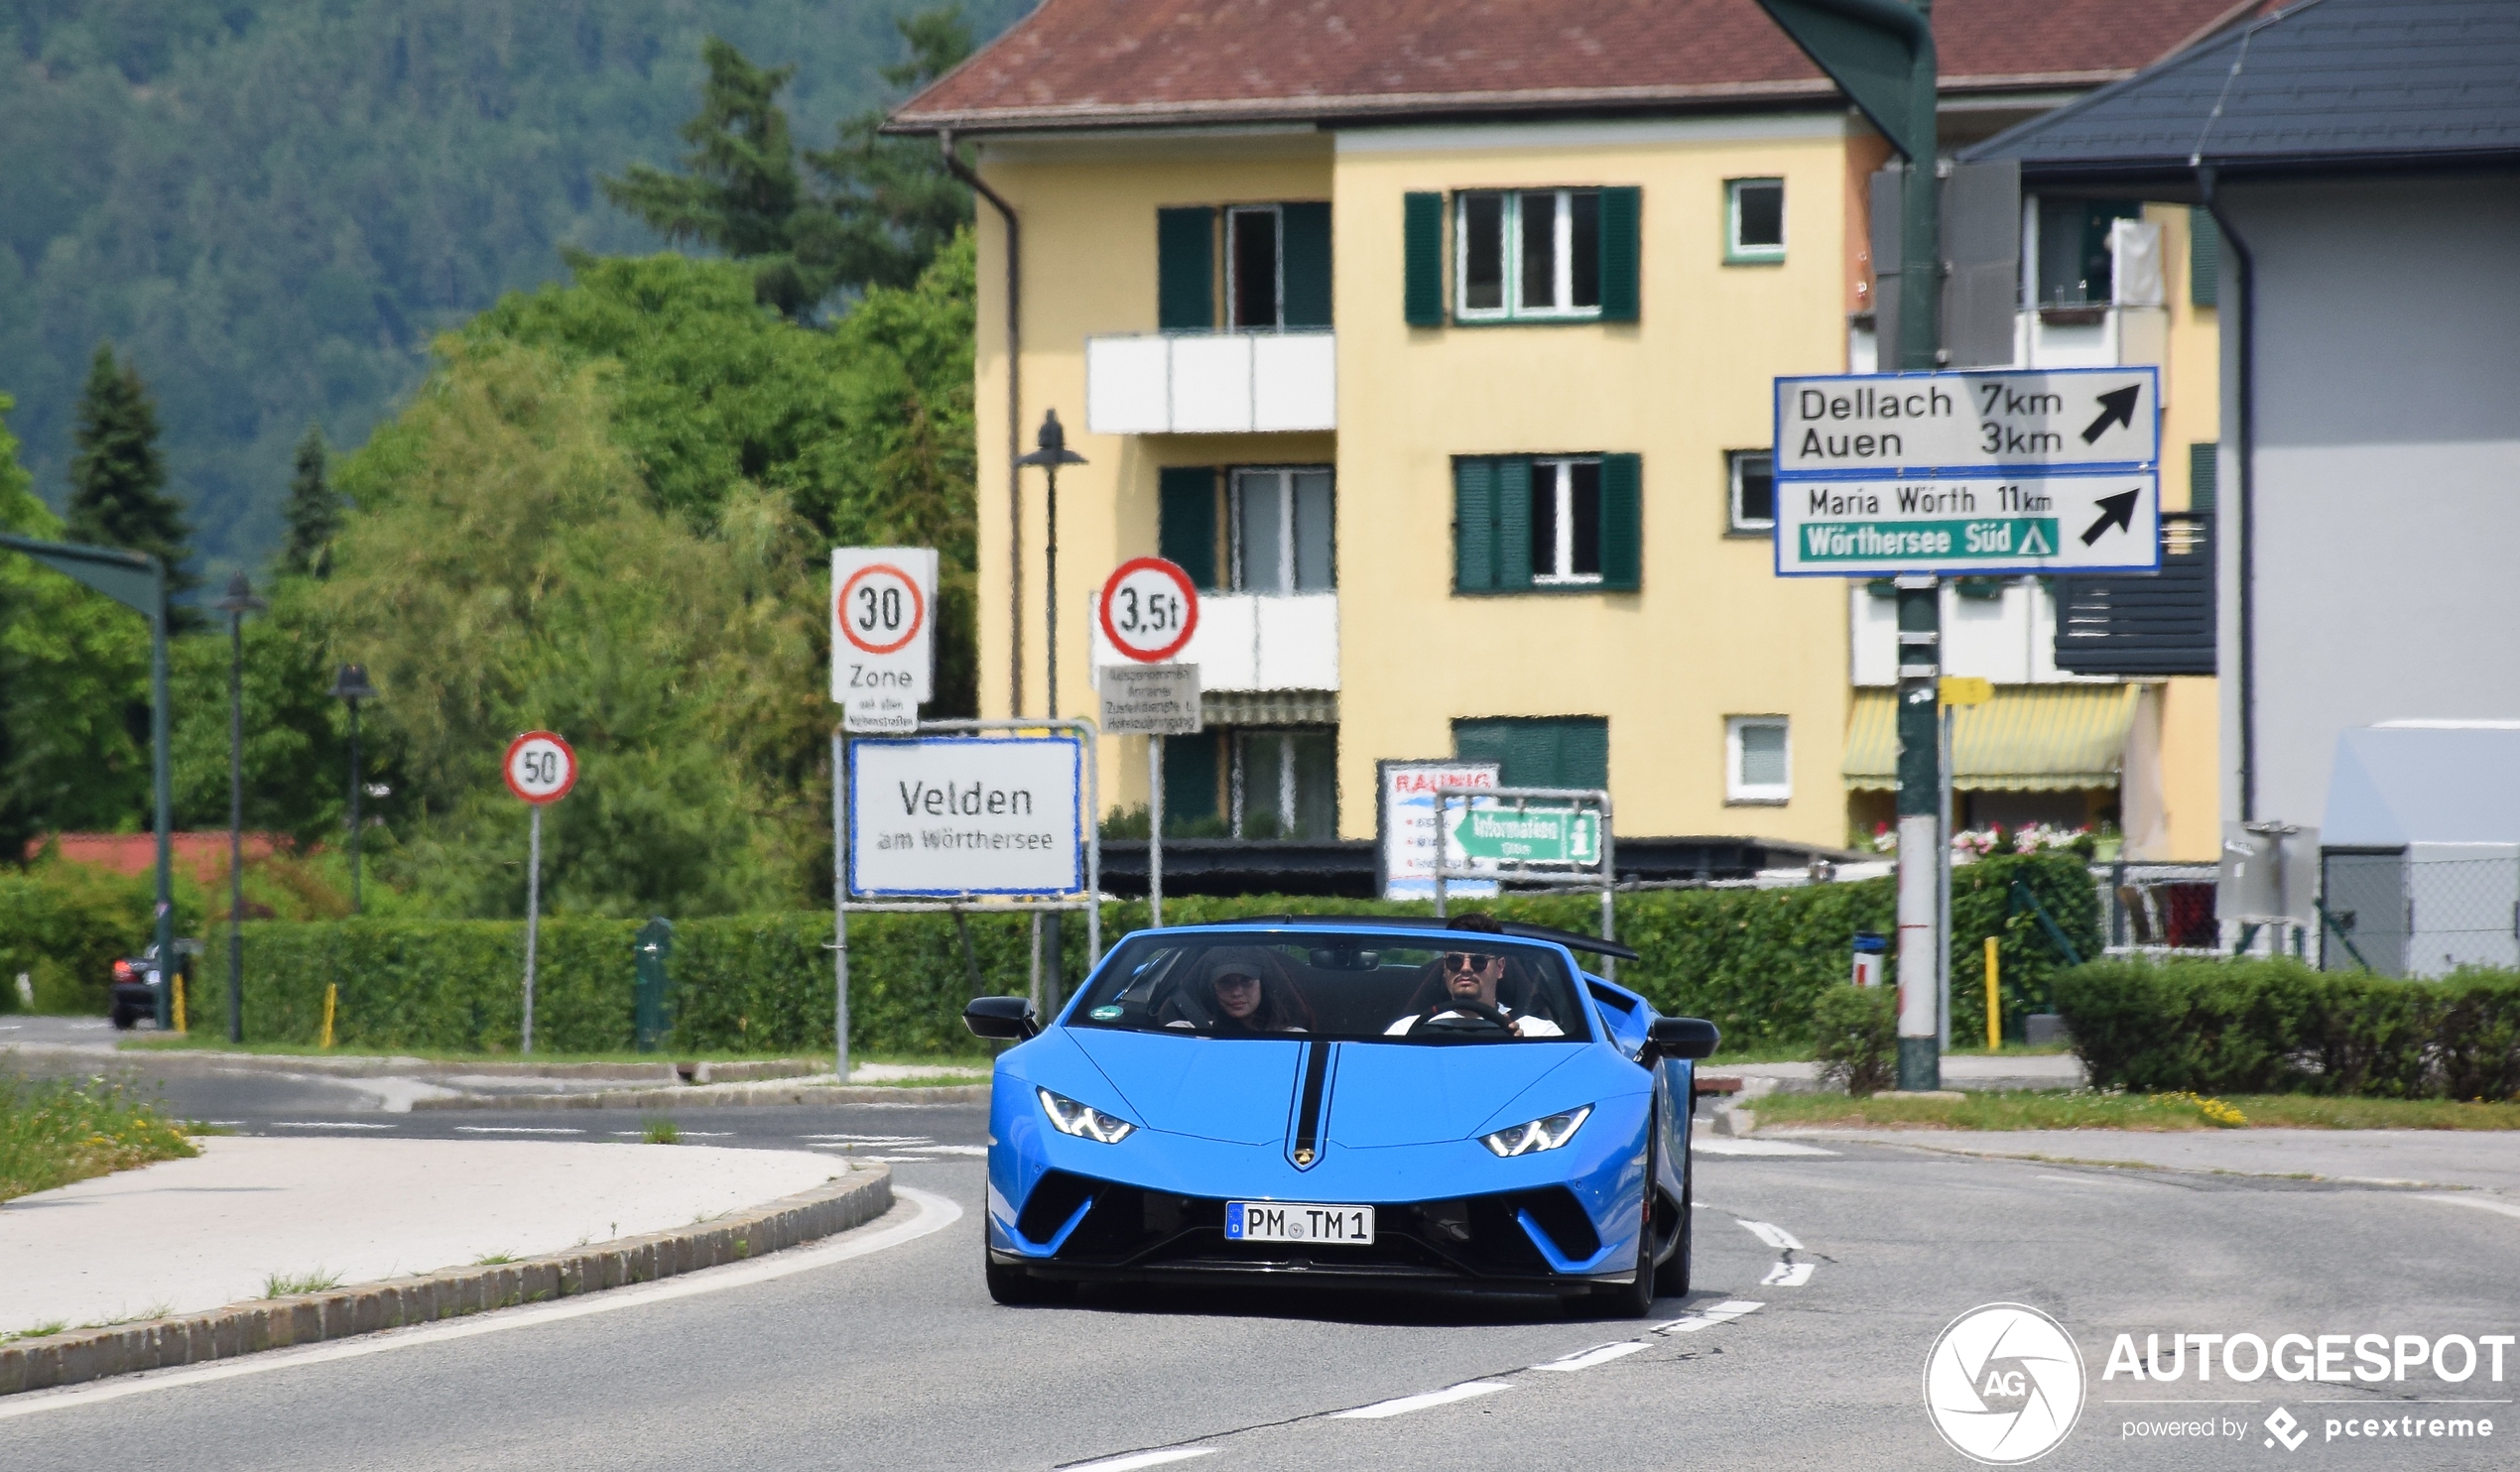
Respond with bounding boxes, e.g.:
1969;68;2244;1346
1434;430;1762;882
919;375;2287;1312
1385;920;1563;1038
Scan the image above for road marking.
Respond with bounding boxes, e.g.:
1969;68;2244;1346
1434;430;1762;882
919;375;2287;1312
1062;1448;1217;1471
1759;1262;1814;1287
1693;1139;1837;1157
1654;1299;1764;1334
1532;1341;1650;1373
1332;1380;1512;1419
0;1183;961;1420
451;1126;585;1135
2419;1193;2520;1221
266;1121;396;1130
1738;1220;1804;1251
799;1134;934;1144
897;1145;988;1157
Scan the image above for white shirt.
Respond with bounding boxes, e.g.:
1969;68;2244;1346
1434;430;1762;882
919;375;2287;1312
1384;1009;1564;1039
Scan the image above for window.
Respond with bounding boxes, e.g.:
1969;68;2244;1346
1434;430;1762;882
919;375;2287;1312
2189;209;2219;308
1455;455;1639;592
1726;179;1785;264
2188;442;2218;515
1528;459;1604;584
2035;197;2145;307
1453;717;1608;792
1726;717;1791;804
1727;450;1775;534
1232;728;1338;838
1457;189;1602;318
1231;468;1335;593
1157;202;1332;331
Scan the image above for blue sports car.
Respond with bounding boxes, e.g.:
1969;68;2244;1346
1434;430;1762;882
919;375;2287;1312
962;916;1719;1317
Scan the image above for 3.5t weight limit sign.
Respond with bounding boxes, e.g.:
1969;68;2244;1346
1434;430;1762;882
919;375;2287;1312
503;731;577;804
1098;557;1197;663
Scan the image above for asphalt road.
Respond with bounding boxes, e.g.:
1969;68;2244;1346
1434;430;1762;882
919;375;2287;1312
4;1056;2516;1470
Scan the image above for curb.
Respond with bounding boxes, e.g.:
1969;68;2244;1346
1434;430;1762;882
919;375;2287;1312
409;1082;990;1111
2;1044;825;1084
0;1164;892;1399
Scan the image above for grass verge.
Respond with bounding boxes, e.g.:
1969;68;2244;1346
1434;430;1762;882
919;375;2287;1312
0;1074;200;1203
1751;1090;2520;1132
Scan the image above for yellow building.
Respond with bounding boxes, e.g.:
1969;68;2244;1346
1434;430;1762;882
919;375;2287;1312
893;0;2243;870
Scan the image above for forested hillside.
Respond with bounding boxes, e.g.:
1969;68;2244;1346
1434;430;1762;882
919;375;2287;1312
0;0;1022;583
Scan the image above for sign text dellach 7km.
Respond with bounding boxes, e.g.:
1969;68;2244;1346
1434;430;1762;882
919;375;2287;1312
1770;366;2162;577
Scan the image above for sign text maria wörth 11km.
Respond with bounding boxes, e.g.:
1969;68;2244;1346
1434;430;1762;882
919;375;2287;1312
1770;366;2161;577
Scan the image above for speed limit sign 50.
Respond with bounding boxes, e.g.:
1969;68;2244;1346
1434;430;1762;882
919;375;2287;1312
1098;557;1199;663
504;731;578;804
831;548;937;705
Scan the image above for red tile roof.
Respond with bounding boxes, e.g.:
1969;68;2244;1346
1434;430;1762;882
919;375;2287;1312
893;0;2264;133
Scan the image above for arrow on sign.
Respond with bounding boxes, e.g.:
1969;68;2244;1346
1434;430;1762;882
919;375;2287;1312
2081;385;2141;444
2079;489;2141;546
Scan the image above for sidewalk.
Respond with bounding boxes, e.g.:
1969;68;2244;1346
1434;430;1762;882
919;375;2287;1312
1703;1052;2086;1094
0;1137;852;1334
1772;1127;2520;1193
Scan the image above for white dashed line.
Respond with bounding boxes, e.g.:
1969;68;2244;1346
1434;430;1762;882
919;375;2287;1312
798;1134;933;1144
1532;1341;1651;1373
2419;1193;2520;1221
896;1144;988;1157
1759;1262;1815;1287
1692;1139;1838;1157
267;1121;396;1130
451;1126;585;1135
1062;1448;1217;1471
1332;1380;1513;1418
1737;1220;1804;1251
1654;1299;1764;1333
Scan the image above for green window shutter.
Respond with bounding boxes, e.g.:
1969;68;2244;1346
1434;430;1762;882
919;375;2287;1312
1281;201;1332;328
1598;186;1641;321
1599;452;1641;590
1157;206;1215;330
1159;466;1219;588
1452;717;1609;790
2188;442;2219;515
1162;731;1220;828
2189;210;2220;307
1495;457;1535;590
1454;458;1497;591
1404;191;1445;326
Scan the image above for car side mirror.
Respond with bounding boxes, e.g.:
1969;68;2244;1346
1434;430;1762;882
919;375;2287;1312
964;995;1041;1042
1644;1016;1719;1062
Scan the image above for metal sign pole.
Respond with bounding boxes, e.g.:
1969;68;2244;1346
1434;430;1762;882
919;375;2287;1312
522;802;541;1056
1433;792;1449;919
1938;699;1954;1055
1148;734;1165;929
832;729;851;1083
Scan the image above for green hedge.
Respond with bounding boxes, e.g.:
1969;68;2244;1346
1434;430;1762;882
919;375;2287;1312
189;854;2098;1056
2054;957;2520;1099
0;859;208;1015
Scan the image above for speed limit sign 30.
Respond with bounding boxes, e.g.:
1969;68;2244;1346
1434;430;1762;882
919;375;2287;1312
1098;557;1198;663
831;548;937;711
504;731;578;804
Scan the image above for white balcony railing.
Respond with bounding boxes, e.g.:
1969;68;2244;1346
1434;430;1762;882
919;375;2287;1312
1085;331;1336;435
1090;592;1338;693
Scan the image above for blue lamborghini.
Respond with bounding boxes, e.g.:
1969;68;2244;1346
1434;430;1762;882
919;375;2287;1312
962;917;1719;1317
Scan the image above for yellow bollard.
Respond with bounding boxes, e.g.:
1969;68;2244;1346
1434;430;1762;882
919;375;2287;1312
173;973;187;1035
1984;936;2001;1051
320;983;338;1049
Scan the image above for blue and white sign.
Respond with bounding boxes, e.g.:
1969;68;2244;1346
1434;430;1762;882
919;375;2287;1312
848;736;1083;897
1771;366;2161;577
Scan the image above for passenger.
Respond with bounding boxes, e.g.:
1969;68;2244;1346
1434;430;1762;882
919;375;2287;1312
1386;915;1564;1038
1160;947;1315;1034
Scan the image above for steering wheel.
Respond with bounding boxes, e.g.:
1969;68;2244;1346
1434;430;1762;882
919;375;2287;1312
1418;999;1515;1034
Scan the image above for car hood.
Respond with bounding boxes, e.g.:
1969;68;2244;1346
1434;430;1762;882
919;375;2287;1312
1064;1029;1584;1149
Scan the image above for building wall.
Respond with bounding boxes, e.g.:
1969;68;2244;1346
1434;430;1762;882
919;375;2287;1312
2217;173;2520;830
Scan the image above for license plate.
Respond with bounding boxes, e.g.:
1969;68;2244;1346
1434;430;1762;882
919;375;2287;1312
1224;1201;1375;1245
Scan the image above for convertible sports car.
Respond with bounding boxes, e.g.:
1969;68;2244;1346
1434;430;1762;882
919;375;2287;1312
962;917;1719;1316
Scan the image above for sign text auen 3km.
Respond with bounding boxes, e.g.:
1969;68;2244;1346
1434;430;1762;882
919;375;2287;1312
1771;366;2162;577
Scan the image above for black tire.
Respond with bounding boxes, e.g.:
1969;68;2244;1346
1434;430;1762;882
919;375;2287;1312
1575;1122;1660;1320
983;1247;1074;1306
1654;1115;1694;1297
110;1010;138;1032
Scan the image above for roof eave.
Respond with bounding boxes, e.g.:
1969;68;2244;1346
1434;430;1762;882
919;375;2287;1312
2013;147;2520;196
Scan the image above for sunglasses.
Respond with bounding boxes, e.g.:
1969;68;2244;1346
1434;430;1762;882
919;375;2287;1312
1442;952;1498;973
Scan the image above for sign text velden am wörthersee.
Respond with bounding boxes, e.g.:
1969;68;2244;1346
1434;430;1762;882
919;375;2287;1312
1770;366;2161;577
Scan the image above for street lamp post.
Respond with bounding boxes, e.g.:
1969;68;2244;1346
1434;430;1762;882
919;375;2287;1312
328;665;376;914
1015;410;1087;720
213;572;267;1043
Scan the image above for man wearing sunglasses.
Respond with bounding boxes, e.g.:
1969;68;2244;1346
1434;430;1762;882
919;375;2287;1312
1383;944;1565;1038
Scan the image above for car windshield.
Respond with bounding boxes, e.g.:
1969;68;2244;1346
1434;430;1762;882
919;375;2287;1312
1067;929;1591;1044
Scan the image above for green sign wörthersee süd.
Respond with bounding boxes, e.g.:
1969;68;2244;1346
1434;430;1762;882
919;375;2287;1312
1448;806;1601;866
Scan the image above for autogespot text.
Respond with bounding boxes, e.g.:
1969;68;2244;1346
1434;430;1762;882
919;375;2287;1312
2105;1330;2512;1449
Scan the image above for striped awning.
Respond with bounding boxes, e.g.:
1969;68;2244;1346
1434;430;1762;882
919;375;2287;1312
1843;684;2141;793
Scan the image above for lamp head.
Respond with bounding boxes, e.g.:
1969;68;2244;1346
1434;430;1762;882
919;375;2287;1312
212;571;268;615
1015;408;1087;468
329;663;376;702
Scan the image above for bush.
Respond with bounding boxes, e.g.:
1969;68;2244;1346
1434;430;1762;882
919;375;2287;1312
1812;985;1898;1095
0;859;159;1015
2054;957;2520;1099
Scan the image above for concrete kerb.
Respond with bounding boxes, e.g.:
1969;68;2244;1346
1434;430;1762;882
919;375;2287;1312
0;1043;828;1084
0;1164;893;1398
409;1082;989;1111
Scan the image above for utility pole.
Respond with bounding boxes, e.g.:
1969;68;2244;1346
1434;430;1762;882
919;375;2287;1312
1754;0;1944;1089
214;574;267;1043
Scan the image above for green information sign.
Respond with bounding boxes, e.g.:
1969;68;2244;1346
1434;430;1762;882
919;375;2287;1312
1448;806;1601;866
1796;516;2059;563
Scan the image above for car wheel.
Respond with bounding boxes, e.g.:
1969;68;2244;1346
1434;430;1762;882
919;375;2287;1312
1654;1115;1694;1297
110;1010;137;1031
983;1245;1074;1306
1575;1126;1660;1320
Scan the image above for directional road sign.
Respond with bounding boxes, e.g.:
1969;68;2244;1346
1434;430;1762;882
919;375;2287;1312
1098;557;1198;664
503;731;577;804
832;548;937;731
1447;805;1601;867
1772;367;2161;577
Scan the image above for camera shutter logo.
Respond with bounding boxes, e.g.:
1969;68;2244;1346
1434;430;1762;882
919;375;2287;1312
1923;1303;2086;1464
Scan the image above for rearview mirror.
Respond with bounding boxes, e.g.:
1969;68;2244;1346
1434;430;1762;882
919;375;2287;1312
1645;1016;1720;1062
964;995;1040;1042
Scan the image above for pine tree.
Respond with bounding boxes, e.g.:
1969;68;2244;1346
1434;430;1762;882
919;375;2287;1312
279;426;338;578
806;6;975;294
66;342;195;606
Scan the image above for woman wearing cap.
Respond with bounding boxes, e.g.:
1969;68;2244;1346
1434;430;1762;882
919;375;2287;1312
1159;946;1316;1034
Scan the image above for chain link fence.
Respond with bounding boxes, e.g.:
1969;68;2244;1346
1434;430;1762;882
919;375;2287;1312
2321;851;2520;978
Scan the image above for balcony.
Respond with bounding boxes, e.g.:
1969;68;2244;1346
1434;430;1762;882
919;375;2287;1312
1084;331;1336;435
1090;592;1338;692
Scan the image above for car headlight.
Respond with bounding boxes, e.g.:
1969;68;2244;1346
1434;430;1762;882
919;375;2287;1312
1480;1105;1592;1158
1038;1088;1136;1144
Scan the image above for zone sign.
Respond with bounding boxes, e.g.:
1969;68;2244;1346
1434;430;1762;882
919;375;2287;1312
503;730;577;804
830;548;937;705
1098;557;1198;664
